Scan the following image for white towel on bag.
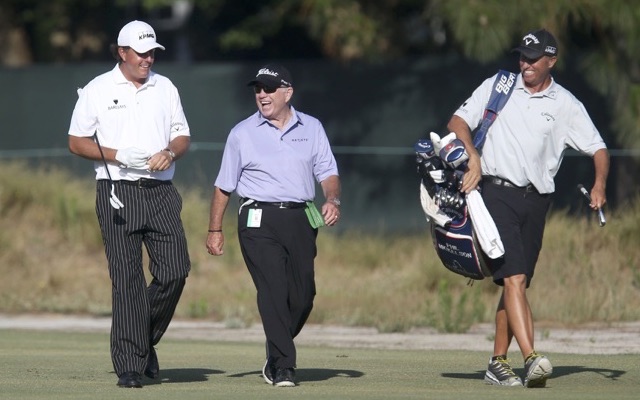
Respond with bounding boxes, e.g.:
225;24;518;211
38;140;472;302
419;182;452;227
466;190;504;259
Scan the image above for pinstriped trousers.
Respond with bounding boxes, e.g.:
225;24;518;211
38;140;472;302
96;180;190;376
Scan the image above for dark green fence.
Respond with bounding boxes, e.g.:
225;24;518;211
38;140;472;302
0;57;628;231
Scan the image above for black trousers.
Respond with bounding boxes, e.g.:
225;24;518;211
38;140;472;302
96;180;190;376
238;204;318;369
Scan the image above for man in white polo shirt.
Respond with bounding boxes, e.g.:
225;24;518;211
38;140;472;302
447;29;609;388
68;20;191;388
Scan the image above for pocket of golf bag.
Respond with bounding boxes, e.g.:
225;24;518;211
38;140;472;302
430;219;491;280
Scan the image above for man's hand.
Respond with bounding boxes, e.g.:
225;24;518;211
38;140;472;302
322;201;340;226
206;232;224;256
460;153;482;193
589;185;607;210
146;149;174;172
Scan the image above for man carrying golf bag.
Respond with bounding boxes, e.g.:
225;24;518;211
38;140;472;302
443;28;609;388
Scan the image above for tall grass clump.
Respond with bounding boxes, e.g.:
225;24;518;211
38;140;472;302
2;162;640;333
530;201;640;325
0;162;107;314
426;279;488;333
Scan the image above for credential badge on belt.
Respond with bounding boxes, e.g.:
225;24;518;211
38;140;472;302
247;208;262;228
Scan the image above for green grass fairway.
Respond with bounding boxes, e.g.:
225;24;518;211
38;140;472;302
0;329;637;400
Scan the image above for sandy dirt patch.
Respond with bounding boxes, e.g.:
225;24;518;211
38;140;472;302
1;314;638;355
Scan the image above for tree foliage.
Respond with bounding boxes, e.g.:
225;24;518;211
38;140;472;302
1;0;639;148
433;0;640;148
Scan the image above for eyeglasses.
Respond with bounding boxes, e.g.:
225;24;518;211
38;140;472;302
253;85;282;94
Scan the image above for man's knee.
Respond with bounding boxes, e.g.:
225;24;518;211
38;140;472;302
166;276;187;291
151;275;186;294
503;274;527;291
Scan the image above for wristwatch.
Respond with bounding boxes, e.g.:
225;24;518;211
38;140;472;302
328;198;341;206
164;148;175;160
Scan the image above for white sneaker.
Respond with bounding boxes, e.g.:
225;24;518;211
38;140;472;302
524;352;553;388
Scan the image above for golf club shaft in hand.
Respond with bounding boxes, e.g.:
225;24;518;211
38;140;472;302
577;184;606;227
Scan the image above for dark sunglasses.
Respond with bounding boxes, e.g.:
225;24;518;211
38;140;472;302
519;54;544;64
253;85;280;94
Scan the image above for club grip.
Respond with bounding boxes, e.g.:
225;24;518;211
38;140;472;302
577;184;591;202
578;184;605;227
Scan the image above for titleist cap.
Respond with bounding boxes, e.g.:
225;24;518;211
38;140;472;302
512;29;557;59
247;64;293;88
117;20;165;53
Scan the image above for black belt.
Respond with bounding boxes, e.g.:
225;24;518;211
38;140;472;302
116;179;172;188
240;198;307;209
483;176;536;192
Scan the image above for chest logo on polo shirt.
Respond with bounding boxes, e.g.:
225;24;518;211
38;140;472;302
290;138;309;142
108;99;126;110
541;112;555;122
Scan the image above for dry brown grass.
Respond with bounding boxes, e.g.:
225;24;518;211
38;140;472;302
0;164;109;314
2;162;639;332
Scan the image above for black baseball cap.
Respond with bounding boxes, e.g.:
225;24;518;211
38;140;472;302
247;64;293;88
512;29;558;59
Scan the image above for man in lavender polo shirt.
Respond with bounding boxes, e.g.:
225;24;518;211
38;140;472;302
205;63;341;387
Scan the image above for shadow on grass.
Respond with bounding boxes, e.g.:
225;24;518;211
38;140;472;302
441;365;626;381
228;368;364;382
541;365;626;380
143;368;224;385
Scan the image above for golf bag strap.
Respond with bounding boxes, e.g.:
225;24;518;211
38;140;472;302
472;70;517;149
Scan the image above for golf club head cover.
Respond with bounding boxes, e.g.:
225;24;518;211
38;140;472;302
415;138;444;187
439;138;469;169
431;131;457;155
414;138;436;158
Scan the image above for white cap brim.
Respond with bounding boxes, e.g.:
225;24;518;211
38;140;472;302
129;42;165;53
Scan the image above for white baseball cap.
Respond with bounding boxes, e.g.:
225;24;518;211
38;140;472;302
117;20;165;53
